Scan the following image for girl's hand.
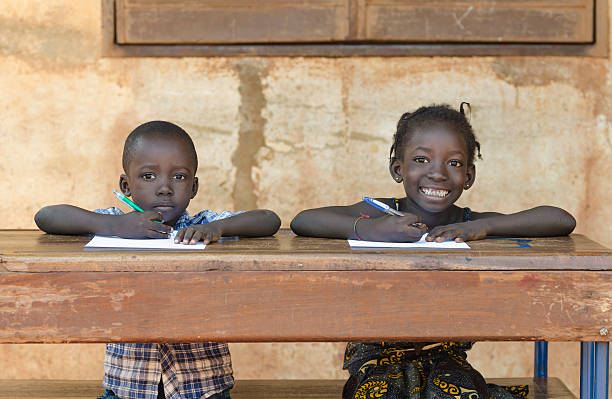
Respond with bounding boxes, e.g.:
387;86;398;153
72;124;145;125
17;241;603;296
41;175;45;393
175;223;223;245
360;213;428;242
426;220;489;243
114;211;173;239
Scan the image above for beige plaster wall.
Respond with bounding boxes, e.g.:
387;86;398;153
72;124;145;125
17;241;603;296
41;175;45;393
0;0;610;396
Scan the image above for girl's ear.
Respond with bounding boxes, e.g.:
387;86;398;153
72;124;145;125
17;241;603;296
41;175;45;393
191;177;199;199
389;157;403;183
464;164;476;190
119;174;131;196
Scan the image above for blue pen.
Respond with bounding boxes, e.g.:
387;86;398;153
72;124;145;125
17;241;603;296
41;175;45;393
363;197;425;228
363;197;404;216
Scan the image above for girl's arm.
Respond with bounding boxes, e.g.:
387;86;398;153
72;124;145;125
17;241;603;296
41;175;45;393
427;206;576;242
291;202;427;242
174;209;281;244
34;205;172;238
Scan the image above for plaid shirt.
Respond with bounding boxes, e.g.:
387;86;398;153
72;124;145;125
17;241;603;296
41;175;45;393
94;206;242;399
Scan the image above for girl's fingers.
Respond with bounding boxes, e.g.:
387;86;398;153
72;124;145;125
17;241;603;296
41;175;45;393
400;213;422;225
436;230;459;242
426;227;446;241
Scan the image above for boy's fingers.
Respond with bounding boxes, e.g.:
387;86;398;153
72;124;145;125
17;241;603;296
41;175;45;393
190;230;203;245
147;229;171;239
182;228;195;244
150;222;172;235
174;229;185;243
203;231;213;244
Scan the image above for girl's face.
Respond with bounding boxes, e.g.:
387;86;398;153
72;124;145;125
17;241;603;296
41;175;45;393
390;125;475;214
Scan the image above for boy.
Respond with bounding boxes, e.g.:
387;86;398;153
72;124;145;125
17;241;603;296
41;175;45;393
35;121;281;399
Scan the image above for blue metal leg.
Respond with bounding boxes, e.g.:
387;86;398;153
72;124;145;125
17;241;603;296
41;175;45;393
581;342;595;399
534;341;548;378
593;342;609;399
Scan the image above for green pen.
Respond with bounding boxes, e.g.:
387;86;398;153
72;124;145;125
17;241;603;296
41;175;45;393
113;190;164;224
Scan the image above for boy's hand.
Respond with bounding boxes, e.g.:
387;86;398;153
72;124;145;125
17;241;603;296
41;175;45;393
114;211;173;239
360;213;428;242
175;223;223;245
426;220;489;243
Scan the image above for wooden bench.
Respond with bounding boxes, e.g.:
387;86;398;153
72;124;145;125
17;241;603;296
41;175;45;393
0;378;575;399
0;231;609;398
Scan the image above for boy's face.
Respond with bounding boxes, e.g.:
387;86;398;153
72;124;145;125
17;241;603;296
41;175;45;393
119;135;198;226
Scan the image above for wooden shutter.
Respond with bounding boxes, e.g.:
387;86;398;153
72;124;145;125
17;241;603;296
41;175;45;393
116;0;350;44
352;0;594;43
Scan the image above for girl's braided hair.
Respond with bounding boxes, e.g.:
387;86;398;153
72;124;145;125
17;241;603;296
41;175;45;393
390;103;482;165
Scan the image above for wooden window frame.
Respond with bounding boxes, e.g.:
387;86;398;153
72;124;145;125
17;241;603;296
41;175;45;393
101;0;608;57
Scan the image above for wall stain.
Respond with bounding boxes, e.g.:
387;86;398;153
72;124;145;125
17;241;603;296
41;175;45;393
350;131;389;143
0;17;96;70
231;60;269;210
340;62;353;145
491;58;610;117
180;122;233;137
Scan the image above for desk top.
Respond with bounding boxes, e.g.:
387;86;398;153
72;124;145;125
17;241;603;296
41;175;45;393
1;230;610;272
1;230;611;343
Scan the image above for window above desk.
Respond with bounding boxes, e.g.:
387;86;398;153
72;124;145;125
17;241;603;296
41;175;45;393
102;0;608;56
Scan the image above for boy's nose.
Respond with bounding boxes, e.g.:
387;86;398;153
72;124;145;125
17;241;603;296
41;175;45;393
156;179;173;195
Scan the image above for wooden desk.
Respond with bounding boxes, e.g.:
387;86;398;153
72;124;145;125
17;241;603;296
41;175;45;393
0;230;610;398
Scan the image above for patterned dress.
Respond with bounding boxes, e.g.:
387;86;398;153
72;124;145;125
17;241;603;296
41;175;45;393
342;204;528;399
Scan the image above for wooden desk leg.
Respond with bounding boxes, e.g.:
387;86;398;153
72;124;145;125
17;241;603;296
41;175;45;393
593;342;609;399
535;341;549;378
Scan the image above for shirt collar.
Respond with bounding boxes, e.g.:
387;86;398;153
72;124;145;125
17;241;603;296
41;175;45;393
173;211;191;229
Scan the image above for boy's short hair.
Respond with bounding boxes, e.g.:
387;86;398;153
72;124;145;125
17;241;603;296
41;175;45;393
122;121;198;172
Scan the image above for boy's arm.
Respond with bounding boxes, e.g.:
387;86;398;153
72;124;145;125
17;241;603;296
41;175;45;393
427;206;576;242
175;209;281;244
290;202;426;242
34;204;172;238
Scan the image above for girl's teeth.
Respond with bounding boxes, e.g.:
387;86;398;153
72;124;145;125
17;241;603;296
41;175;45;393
421;187;449;197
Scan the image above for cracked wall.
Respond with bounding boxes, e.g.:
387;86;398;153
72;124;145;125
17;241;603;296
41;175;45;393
0;0;611;396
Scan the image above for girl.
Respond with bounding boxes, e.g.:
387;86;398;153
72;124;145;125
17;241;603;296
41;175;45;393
290;104;575;399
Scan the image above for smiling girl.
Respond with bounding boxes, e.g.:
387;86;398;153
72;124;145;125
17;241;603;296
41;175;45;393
291;103;575;243
290;104;575;399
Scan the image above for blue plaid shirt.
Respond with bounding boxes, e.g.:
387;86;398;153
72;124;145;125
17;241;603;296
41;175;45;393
94;207;242;399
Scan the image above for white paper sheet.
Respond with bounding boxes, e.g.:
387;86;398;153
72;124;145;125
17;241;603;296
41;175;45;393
85;231;206;250
348;234;470;249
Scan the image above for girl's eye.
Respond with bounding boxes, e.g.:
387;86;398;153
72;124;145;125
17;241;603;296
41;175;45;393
174;173;186;180
448;160;463;167
413;156;429;163
142;173;155;181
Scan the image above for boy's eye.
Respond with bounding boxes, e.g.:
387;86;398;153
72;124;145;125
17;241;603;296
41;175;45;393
413;156;429;163
174;173;186;180
142;173;155;181
448;159;463;167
